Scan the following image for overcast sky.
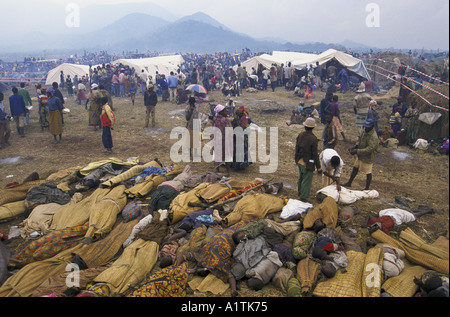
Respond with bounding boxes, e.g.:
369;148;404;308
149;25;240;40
2;0;449;50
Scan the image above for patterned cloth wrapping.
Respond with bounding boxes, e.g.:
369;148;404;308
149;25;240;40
128;263;189;297
8;223;89;269
218;179;263;202
194;221;248;283
177;225;211;255
122;200;144;223
292;231;317;261
287;278;303;297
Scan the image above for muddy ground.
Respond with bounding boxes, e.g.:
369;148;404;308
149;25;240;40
0;83;449;297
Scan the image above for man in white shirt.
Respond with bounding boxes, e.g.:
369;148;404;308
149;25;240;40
140;70;149;95
319;148;344;191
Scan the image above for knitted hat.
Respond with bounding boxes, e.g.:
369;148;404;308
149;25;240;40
303;117;316;128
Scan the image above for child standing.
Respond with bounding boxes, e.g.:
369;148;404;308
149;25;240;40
99;96;115;154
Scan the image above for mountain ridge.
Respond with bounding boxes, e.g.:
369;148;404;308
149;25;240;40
0;11;375;55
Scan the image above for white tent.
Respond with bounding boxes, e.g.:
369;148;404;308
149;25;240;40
240;49;371;80
45;63;91;86
304;49;371;80
272;51;318;65
237;54;286;73
112;55;185;78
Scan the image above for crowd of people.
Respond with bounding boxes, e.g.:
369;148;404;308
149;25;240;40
0;49;449;300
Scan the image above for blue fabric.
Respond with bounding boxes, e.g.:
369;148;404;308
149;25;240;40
195;214;215;224
9;94;27;116
47;97;63;111
102;126;113;149
131;166;167;182
168;75;178;88
181;209;216;230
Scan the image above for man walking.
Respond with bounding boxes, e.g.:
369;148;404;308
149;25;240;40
0;93;12;148
144;84;158;128
342;118;379;190
9;87;28;137
168;71;178;103
294;117;322;202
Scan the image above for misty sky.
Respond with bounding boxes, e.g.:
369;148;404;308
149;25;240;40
2;0;449;50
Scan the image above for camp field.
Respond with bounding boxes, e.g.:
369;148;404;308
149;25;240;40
0;83;449;297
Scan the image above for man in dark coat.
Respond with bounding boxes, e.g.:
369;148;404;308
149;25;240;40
294;117;322;202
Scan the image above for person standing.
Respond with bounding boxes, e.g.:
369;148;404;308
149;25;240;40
231;106;253;171
144;84;158;128
60;71;65;89
0;93;12;148
262;68;270;91
52;82;65;125
269;66;277;92
319;92;333;125
66;75;74;98
284;62;292;88
322;114;338;149
46;89;63;144
342;118;379;190
367;100;380;134
99;96;115;154
191;68;199;85
140;70;148;95
404;102;420;145
86;84;101;131
18;83;32;125
185;96;200;160
9;87;28;137
112;72;120;97
294;117;322;202
77;81;87;105
212;104;232;176
337;68;349;93
325;95;347;142
119;70;125;97
18;82;32;108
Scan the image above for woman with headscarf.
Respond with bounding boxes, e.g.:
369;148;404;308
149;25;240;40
231;106;253;170
46;88;63;144
212;104;232;176
86;84;101;131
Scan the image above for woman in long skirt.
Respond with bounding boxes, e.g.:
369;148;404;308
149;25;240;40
86;84;101;131
212;104;232;176
47;89;63;143
38;88;49;130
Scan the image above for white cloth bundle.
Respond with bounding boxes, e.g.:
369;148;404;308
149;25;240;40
280;199;313;219
317;185;379;204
